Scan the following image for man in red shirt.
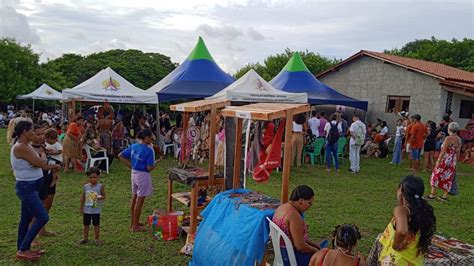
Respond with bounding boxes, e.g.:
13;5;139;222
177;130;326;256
408;114;425;174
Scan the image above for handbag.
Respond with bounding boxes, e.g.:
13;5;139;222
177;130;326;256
448;173;458;196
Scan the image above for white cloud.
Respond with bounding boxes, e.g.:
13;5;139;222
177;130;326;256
0;5;41;44
1;0;472;74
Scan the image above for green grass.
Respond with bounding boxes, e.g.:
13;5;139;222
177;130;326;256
1;128;473;264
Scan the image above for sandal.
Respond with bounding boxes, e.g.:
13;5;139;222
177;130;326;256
31;249;46;256
77;239;88;245
426;194;436;200
131;226;148;232
438;196;448;202
16;252;41;261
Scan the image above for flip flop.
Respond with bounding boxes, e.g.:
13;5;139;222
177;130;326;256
438;196;448;202
77;239;88;245
425;195;436;200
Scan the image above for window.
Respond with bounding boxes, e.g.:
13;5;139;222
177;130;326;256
459;100;474;119
386;96;410;113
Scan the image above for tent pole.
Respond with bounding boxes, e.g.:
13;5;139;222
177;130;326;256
156;102;160;143
33;99;35;113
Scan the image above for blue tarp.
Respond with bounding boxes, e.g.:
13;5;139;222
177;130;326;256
270;53;368;110
190;189;275;266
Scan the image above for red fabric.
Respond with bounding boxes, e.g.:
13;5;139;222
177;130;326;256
431;146;457;192
253;120;285;182
259;122;275;162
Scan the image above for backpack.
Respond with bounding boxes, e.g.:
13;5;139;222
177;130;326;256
355;122;365;146
327;123;340;144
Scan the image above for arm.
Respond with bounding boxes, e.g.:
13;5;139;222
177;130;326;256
14;144;60;171
119;153;132;169
435;137;450;166
99;184;106;200
392;206;409;251
80;189;85;215
288;214;319;253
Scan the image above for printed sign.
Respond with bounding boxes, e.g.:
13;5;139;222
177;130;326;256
236;111;251;119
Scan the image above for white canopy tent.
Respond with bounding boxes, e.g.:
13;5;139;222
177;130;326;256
17;83;62;111
206;69;308;103
62;67;157;104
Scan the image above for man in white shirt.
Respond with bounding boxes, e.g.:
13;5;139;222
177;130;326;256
307;110;320;138
348;115;366;173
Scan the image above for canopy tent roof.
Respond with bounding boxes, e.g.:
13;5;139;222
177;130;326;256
62;67;157;104
147;37;235;102
270;52;368;110
206;69;308;104
17;83;62;101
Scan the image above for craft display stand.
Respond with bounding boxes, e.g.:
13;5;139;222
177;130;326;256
168;99;230;235
221;102;310;202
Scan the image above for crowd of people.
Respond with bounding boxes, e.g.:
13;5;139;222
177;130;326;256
6;103;472;263
291;109;472;203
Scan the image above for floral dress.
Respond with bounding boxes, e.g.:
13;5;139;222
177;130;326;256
430;145;457;192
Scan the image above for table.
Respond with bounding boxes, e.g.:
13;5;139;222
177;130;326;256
167;167;224;235
190;189;279;266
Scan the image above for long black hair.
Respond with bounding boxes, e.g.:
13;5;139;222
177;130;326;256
399;175;436;254
289;185;314;201
331;224;362;250
12;120;33;143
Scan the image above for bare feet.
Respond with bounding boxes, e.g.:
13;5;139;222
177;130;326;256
131;226;147;232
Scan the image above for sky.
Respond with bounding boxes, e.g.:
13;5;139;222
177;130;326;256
1;0;473;75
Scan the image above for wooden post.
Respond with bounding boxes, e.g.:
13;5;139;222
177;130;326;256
181;112;189;164
167;179;173;212
232;118;243;189
208;105;217;186
190;184;198;234
281;110;294;203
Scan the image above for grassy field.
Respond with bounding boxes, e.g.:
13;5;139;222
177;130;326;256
0;128;473;265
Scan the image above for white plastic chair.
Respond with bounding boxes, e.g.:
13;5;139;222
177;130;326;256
266;217;297;266
159;134;174;156
84;144;109;174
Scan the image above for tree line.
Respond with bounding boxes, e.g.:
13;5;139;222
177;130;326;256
1;37;473;107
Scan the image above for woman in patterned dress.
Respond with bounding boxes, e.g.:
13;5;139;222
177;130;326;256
428;122;461;201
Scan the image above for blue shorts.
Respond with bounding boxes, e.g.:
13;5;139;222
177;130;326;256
411;148;421;160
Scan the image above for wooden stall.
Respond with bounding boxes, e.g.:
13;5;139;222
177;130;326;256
168;99;230;235
221;102;310;203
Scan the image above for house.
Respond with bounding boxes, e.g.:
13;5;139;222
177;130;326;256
317;50;474;128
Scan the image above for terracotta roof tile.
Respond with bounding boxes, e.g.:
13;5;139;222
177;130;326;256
361;50;474;83
317;50;474;84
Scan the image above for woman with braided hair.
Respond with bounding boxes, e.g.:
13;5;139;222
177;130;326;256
310;224;365;266
379;175;436;265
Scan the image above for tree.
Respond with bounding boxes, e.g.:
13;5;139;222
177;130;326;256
234;49;341;80
0;38;42;105
40;49;177;90
385;37;474;72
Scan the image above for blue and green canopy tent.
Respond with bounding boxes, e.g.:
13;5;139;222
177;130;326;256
147;37;235;102
270;52;368;110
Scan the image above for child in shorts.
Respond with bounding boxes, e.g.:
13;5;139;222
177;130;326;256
78;167;106;245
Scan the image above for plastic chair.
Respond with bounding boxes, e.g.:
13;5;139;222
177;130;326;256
159;134;174;156
84;144;109;174
384;137;392;152
333;137;347;164
303;138;325;165
266;217;297;266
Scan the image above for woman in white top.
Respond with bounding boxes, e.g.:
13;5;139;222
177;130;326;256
292;113;307;167
10;121;61;261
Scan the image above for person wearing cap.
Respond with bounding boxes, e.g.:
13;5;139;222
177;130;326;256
407;114;426;174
